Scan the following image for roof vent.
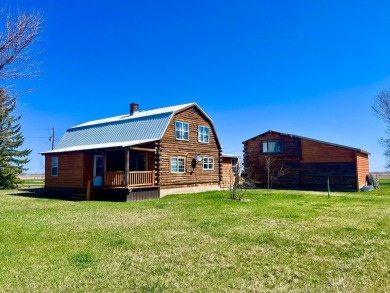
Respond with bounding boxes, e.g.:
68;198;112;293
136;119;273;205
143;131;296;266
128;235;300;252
130;102;139;116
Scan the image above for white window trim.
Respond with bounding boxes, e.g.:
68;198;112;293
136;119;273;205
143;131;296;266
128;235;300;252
51;157;58;177
170;157;186;173
175;121;189;141
202;157;214;171
198;125;210;143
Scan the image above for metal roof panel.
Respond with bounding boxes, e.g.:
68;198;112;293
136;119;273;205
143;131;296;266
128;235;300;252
53;112;172;151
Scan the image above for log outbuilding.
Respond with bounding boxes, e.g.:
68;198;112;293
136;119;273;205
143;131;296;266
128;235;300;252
243;130;370;191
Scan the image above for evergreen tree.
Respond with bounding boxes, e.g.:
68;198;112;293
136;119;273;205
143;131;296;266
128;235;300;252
0;88;31;189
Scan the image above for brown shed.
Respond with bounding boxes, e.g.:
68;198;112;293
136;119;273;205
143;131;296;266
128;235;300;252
243;130;370;191
221;154;240;189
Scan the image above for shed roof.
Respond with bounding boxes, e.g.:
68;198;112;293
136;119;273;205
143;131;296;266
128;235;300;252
222;153;241;159
41;102;220;154
243;130;370;155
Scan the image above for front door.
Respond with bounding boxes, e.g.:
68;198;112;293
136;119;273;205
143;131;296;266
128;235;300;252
93;155;103;187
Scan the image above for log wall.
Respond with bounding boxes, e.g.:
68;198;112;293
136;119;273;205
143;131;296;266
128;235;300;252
159;106;221;189
243;131;368;191
243;132;302;189
221;157;238;188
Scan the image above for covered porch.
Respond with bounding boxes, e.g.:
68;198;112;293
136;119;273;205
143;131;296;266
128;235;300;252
89;144;158;190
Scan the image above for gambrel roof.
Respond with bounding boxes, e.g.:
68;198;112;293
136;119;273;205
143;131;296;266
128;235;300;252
42;102;219;154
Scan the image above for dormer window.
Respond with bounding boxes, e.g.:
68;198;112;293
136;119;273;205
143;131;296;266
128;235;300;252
175;121;189;141
262;141;283;153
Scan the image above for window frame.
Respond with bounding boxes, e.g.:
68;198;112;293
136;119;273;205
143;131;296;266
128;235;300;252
175;121;189;141
262;140;283;154
231;158;238;174
198;125;210;143
170;157;186;173
202;157;214;171
51;157;58;176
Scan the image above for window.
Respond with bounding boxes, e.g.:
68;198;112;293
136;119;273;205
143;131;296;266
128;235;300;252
130;154;146;171
231;158;238;174
198;126;210;143
202;157;214;170
262;141;283;153
175;121;189;141
171;157;185;173
51;157;58;176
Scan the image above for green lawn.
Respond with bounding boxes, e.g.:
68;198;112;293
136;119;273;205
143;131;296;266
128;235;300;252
0;186;389;292
18;179;44;188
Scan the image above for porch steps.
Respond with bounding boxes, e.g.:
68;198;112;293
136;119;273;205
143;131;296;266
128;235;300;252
71;189;93;201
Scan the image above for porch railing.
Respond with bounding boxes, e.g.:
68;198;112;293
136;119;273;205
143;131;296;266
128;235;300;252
104;171;124;187
104;171;155;187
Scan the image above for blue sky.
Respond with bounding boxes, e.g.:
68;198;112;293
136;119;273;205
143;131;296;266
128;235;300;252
5;0;390;173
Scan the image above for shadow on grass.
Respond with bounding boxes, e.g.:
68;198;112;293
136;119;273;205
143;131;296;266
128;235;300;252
7;188;129;202
7;188;80;201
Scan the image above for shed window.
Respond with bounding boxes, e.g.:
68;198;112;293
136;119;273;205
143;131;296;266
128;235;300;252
51;157;58;176
202;157;214;170
231;158;238;174
198;126;210;143
262;141;283;153
175;121;189;141
171;157;185;173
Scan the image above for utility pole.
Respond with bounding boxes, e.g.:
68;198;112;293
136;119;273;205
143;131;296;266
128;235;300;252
49;127;55;150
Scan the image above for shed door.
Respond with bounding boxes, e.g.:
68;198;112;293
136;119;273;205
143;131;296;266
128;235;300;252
93;155;103;187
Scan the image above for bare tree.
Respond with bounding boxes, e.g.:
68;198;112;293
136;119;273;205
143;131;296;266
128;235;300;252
228;167;244;200
228;162;256;200
372;86;390;169
0;9;43;188
263;156;289;194
0;8;43;88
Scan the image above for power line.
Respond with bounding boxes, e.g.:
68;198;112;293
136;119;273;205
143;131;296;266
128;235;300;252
23;128;52;132
223;149;243;153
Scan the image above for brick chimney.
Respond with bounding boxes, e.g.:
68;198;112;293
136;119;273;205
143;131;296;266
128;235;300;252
130;102;139;115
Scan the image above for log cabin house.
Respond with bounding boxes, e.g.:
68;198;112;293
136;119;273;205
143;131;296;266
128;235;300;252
41;102;222;201
243;130;370;191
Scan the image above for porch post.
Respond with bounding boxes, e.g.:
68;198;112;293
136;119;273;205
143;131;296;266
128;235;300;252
102;151;106;187
124;147;129;187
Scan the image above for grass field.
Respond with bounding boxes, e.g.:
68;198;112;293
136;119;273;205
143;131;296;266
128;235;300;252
0;186;389;292
18;179;44;189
